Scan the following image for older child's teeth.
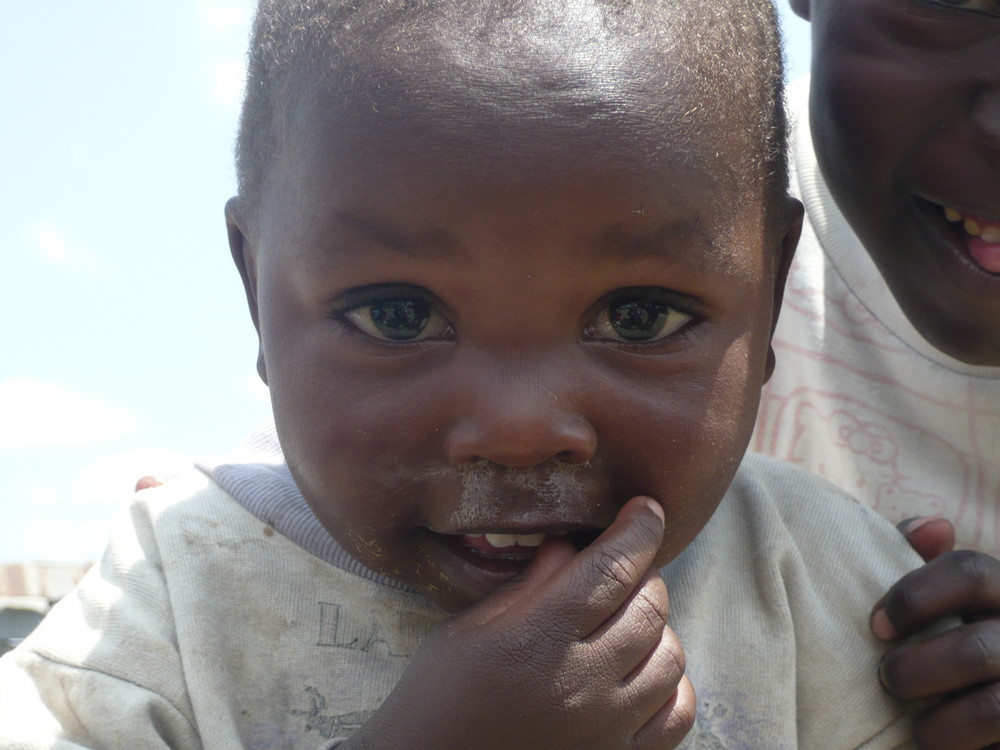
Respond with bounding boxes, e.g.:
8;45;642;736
482;532;546;548
943;205;1000;239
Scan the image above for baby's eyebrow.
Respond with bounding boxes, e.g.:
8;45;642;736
329;210;736;271
333;211;464;260
595;218;724;262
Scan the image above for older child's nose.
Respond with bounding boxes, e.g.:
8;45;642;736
971;84;1000;153
443;377;598;468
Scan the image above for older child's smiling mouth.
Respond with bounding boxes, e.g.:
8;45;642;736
937;203;1000;275
942;205;1000;274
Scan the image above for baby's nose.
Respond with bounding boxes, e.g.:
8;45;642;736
443;362;597;468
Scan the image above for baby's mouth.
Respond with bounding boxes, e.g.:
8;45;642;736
462;532;549;560
941;204;1000;274
458;528;604;561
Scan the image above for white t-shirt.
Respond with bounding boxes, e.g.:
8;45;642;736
0;438;924;749
753;78;1000;554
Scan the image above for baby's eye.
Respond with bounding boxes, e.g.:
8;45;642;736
343;295;451;342
586;290;694;343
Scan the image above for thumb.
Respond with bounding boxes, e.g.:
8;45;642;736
899;516;955;562
459;534;578;626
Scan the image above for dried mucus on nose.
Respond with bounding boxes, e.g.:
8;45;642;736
448;458;589;527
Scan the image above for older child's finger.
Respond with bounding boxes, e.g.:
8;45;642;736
880;620;1000;700
552;495;665;640
871;550;1000;641
899;516;955;563
911;682;1000;750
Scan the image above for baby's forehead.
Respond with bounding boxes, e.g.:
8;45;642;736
288;38;755;188
239;0;785;235
264;49;775;262
267;96;769;281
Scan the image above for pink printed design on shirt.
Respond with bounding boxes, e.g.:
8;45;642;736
761;390;967;528
780;255;909;356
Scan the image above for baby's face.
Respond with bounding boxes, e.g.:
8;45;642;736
232;99;793;613
800;0;1000;363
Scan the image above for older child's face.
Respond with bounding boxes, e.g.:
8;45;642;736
230;100;795;613
796;0;1000;363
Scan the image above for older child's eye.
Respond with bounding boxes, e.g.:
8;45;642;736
925;0;1000;14
342;294;451;341
586;290;695;343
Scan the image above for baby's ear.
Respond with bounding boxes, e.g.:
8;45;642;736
225;197;268;385
764;196;803;382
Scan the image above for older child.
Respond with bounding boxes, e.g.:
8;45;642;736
0;0;929;747
753;1;1000;746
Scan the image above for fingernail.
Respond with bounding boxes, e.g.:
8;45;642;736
870;604;899;641
877;658;890;691
644;497;665;523
898;516;941;534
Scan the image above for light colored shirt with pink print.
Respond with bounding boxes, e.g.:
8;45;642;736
752;78;1000;555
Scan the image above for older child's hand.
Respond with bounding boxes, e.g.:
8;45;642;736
873;518;1000;750
344;495;694;750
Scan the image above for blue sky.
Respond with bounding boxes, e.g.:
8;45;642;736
0;2;812;564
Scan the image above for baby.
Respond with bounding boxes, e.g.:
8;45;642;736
0;0;933;747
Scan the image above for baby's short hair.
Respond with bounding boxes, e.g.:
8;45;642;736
236;0;787;229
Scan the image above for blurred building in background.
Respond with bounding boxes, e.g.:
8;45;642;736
0;561;92;655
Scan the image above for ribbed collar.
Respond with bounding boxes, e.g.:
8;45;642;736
196;421;416;593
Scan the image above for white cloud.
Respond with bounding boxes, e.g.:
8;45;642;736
193;0;251;111
0;448;194;563
195;0;252;33
205;57;247;111
77;447;193;502
17;515;111;564
0;378;136;447
25;222;103;274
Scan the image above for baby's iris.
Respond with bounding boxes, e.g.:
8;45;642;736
345;296;448;341
589;291;694;343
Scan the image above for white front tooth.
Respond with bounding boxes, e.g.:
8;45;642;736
485;533;517;548
515;533;546;547
945;206;962;222
965;218;983;236
982;226;1000;243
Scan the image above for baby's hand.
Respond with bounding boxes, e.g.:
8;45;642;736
873;519;1000;750
344;495;695;750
